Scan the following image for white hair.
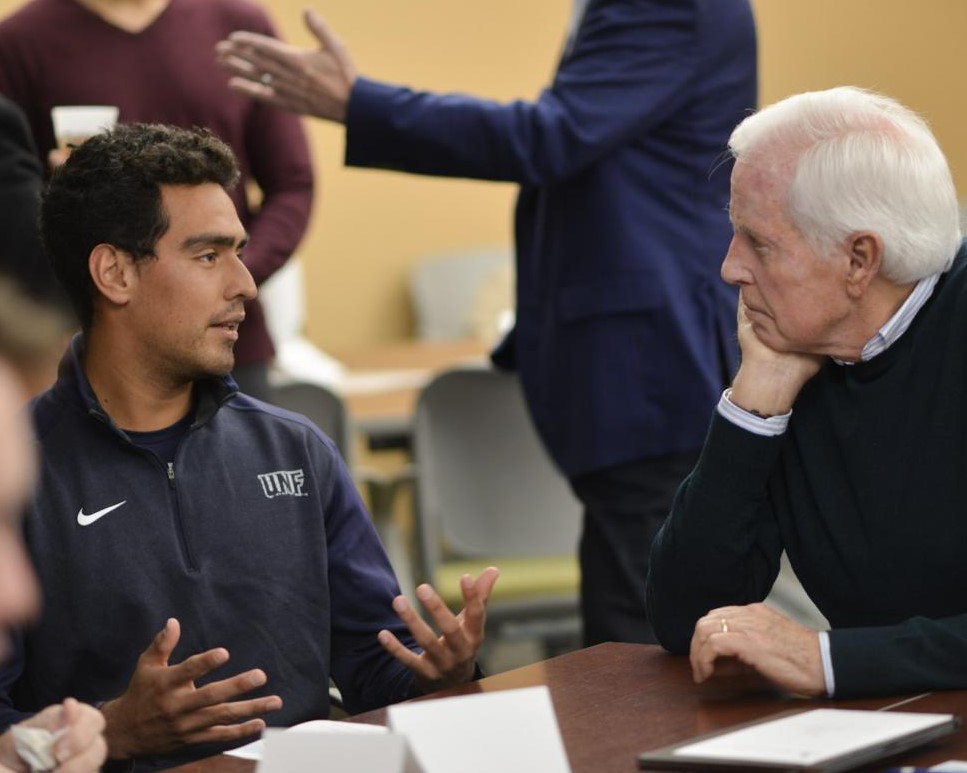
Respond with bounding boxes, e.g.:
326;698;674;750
729;86;961;284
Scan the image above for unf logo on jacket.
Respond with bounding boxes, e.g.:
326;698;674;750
257;469;308;499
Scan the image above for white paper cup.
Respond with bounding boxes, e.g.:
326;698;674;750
50;105;119;150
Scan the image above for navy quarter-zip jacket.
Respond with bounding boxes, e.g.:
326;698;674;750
0;336;420;770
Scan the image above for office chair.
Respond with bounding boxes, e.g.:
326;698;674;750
271;380;415;595
412;366;582;664
409;247;513;341
273;380;353;459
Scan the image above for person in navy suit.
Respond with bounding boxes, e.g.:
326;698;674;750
217;0;757;645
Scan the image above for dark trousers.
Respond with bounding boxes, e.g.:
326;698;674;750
570;450;700;646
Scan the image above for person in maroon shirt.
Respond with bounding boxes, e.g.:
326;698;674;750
0;0;315;400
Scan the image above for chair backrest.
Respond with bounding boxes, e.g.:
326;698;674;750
272;381;353;463
409;247;513;340
412;366;582;582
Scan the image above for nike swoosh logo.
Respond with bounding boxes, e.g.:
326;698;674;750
77;500;127;526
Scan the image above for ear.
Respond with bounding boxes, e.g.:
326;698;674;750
844;232;883;299
89;244;136;308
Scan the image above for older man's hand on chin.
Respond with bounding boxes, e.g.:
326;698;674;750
380;567;500;692
726;300;826;420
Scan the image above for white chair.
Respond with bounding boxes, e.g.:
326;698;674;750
412;366;582;663
260;256;346;389
409;247;513;341
272;381;352;460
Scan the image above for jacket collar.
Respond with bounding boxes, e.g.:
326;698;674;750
56;333;238;428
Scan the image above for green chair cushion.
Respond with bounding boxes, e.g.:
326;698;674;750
435;556;579;608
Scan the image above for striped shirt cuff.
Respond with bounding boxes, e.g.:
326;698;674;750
717;389;791;437
818;630;835;696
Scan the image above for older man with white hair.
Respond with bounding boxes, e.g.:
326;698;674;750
646;86;967;699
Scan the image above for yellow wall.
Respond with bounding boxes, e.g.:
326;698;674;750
753;0;967;195
2;0;965;350
277;1;569;350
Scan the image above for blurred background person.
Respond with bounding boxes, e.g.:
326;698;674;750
218;0;758;645
0;0;315;402
0;278;106;773
0;95;73;395
0;96;65;314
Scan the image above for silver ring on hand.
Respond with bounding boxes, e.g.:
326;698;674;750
260;72;274;86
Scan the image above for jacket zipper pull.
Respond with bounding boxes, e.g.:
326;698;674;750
167;462;176;484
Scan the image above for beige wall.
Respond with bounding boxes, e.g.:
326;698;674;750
2;0;965;350
299;0;967;351
753;0;967;192
276;1;569;350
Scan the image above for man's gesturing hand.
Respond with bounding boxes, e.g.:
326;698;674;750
380;567;500;693
216;9;358;122
100;618;282;760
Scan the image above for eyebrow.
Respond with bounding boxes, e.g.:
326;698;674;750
180;233;250;251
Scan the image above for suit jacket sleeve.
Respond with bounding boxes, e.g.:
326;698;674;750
345;0;716;186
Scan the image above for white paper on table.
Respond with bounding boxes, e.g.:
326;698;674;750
387;685;571;773
225;720;389;761
673;708;955;766
256;726;406;773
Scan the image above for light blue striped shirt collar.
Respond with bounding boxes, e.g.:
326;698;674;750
834;272;941;365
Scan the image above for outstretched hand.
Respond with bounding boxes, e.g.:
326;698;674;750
380;567;500;693
99;618;282;760
215;9;357;122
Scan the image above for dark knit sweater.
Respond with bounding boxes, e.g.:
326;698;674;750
647;245;967;698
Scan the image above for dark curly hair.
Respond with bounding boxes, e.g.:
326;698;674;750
40;123;240;330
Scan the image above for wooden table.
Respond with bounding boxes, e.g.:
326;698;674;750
167;643;967;773
335;338;490;443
